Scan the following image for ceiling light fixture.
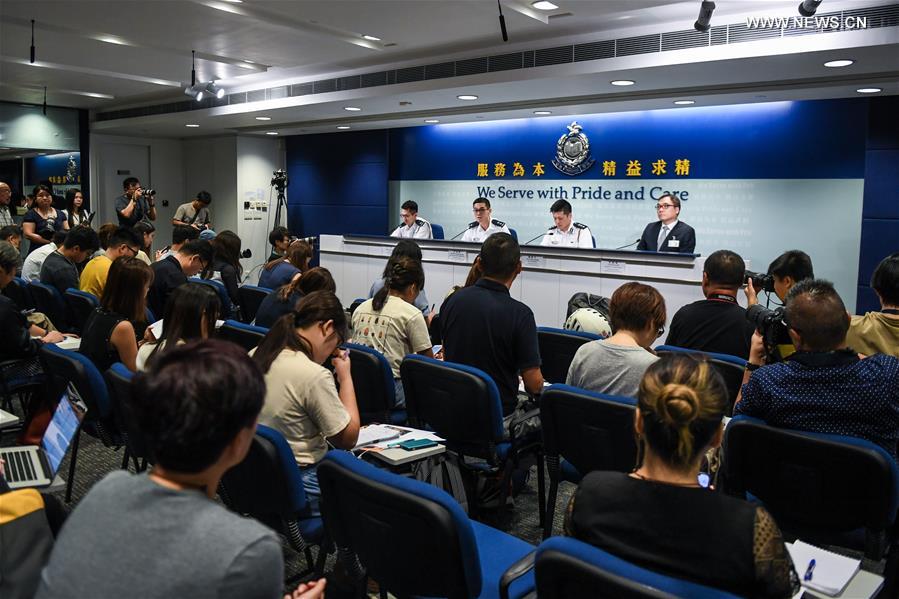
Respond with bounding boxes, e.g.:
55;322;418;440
497;0;509;42
532;1;559;9
265;131;279;135
337;126;351;130
204;81;226;100
694;0;716;32
344;106;362;111
362;34;381;41
255;116;272;121
42;86;47;115
424;119;440;123
610;80;634;86
824;59;854;68
798;0;822;16
30;19;36;63
185;124;200;128
534;110;552;115
457;94;479;100
673;100;695;105
856;87;882;94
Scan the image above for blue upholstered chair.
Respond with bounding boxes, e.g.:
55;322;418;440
237;284;271;323
344;342;404;424
318;450;536;599
539;384;638;538
723;416;899;561
400;354;545;519
501;536;741;599
218;424;328;577
64;288;99;334
3;276;34;310
431;223;445;240
654;345;747;412
28;281;71;331
39;344;122;502
536;327;602;384
104;362;150;472
509;228;518;242
191;277;234;318
217;319;269;352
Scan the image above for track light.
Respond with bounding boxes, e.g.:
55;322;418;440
42;86;47;115
183;51;226;102
30;20;36;63
204;81;225;100
497;0;509;42
694;0;716;32
798;0;823;16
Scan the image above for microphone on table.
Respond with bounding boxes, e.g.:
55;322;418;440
450;222;477;240
614;239;641;250
523;227;555;245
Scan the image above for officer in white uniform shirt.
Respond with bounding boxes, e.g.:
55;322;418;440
540;199;594;249
390;200;433;239
460;197;511;243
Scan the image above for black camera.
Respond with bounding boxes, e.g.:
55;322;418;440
142;188;157;197
747;304;790;362
271;169;289;191
744;270;774;293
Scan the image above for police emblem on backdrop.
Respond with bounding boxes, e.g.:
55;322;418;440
552;121;595;176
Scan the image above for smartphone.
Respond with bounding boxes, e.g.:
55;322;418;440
398;439;438;451
431;344;442;354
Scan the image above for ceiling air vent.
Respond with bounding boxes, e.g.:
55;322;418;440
574;39;614;62
534;45;572;67
489;52;524;72
661;29;711;51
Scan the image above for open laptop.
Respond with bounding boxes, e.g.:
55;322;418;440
0;392;85;489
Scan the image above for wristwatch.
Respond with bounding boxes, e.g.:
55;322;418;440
745;362;762;371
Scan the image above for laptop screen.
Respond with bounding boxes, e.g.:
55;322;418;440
40;393;84;474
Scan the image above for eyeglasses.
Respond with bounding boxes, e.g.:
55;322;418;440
655;203;675;210
656;325;666;338
472;207;489;213
124;245;139;257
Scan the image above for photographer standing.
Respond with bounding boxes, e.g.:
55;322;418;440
172;191;212;230
744;250;814;361
115;177;156;228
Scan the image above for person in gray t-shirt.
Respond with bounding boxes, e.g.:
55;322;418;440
566;282;666;398
37;339;319;599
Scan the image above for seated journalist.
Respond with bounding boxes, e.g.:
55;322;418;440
847;252;899;357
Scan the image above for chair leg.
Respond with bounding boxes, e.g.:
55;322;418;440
64;429;82;503
121;447;131;470
536;451;546;529
543;478;559;539
139;457;147;472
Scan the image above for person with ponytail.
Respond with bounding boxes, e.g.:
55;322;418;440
251;290;359;515
565;354;798;598
352;256;433;406
254;267;335;329
368;239;432;317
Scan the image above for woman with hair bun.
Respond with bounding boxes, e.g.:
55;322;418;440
565;354;798;598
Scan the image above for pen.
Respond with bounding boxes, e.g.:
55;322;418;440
803;559;816;582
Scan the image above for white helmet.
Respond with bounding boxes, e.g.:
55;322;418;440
564;307;611;338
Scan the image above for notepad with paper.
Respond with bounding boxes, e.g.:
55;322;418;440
787;540;860;596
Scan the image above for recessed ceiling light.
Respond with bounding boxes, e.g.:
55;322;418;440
824;59;854;68
255;116;271;121
362;34;381;41
265;131;279;135
457;94;479;100
337;125;351;130
610;80;635;86
673;100;695;105
185;124;200;128
533;110;552;115
424;119;440;123
221;0;242;3
856;87;882;94
344;106;362;111
532;0;559;9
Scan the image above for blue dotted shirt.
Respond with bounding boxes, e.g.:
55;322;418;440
735;352;899;460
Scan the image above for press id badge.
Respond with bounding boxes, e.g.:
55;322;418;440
667;238;680;248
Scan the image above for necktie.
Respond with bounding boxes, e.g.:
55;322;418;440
657;225;669;249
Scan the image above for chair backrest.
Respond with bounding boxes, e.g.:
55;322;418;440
28;281;70;331
723;416;899;557
654;345;746;413
39;343;112;421
509;228;518;241
237;285;271;323
535;537;741;599
431;223;445;240
63;288;99;334
540;384;638;479
400;355;504;457
345;342;396;423
591;235;597;248
104;362;151;462
349;297;367;316
3;276;34;310
192;277;233;315
219;424;308;532
537;327;602;384
217;319;269;352
318;450;482;599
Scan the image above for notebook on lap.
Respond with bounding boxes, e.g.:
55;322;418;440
0;392;85;489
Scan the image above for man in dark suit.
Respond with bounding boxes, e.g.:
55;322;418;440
636;193;696;253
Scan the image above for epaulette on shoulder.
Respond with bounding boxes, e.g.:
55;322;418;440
492;219;506;227
415;219;426;227
573;222;588;229
468;221;478;229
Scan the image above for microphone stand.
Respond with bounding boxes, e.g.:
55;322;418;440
613;239;641;250
523;228;553;245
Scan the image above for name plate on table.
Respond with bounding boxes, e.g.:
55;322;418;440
522;255;546;269
447;250;468;263
601;260;627;275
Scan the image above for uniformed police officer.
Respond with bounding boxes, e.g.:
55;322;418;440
540;199;594;248
390;200;433;239
461;197;510;243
